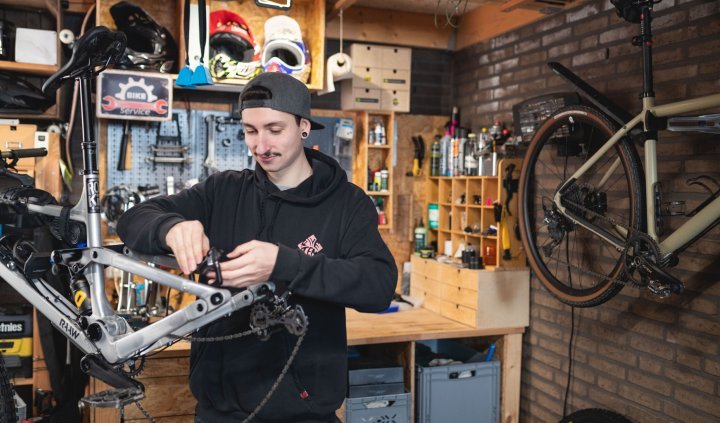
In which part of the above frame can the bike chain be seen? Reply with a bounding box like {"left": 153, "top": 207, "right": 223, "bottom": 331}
{"left": 164, "top": 311, "right": 308, "bottom": 423}
{"left": 542, "top": 191, "right": 648, "bottom": 288}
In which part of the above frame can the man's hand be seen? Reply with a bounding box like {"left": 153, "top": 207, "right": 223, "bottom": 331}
{"left": 165, "top": 220, "right": 210, "bottom": 275}
{"left": 209, "top": 240, "right": 279, "bottom": 288}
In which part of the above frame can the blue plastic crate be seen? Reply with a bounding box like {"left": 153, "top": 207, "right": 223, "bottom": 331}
{"left": 416, "top": 340, "right": 500, "bottom": 423}
{"left": 344, "top": 392, "right": 411, "bottom": 423}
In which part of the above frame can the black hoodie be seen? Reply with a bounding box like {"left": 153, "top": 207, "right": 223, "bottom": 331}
{"left": 117, "top": 148, "right": 397, "bottom": 422}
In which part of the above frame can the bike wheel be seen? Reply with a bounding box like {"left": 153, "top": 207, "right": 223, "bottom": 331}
{"left": 0, "top": 354, "right": 17, "bottom": 423}
{"left": 519, "top": 106, "right": 645, "bottom": 307}
{"left": 560, "top": 408, "right": 634, "bottom": 423}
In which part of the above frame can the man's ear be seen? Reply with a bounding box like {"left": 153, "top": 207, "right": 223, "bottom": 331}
{"left": 300, "top": 118, "right": 312, "bottom": 134}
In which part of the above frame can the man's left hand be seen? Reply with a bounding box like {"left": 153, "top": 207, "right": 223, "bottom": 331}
{"left": 208, "top": 240, "right": 279, "bottom": 288}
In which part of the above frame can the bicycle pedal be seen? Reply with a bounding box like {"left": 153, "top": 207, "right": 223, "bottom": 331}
{"left": 79, "top": 387, "right": 145, "bottom": 409}
{"left": 662, "top": 200, "right": 686, "bottom": 216}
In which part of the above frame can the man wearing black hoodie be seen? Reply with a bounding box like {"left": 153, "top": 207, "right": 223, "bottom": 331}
{"left": 116, "top": 72, "right": 397, "bottom": 423}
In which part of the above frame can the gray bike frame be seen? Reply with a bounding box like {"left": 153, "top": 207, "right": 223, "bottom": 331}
{"left": 0, "top": 188, "right": 273, "bottom": 365}
{"left": 553, "top": 92, "right": 720, "bottom": 258}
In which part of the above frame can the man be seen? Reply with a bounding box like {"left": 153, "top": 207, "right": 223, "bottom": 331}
{"left": 117, "top": 72, "right": 397, "bottom": 423}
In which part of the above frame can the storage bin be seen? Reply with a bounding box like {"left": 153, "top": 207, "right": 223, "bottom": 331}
{"left": 416, "top": 340, "right": 500, "bottom": 423}
{"left": 349, "top": 366, "right": 404, "bottom": 386}
{"left": 344, "top": 392, "right": 411, "bottom": 423}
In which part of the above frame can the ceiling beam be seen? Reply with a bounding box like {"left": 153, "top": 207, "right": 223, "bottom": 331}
{"left": 327, "top": 0, "right": 361, "bottom": 21}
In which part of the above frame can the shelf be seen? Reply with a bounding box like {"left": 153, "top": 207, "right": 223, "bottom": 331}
{"left": 0, "top": 61, "right": 58, "bottom": 76}
{"left": 367, "top": 191, "right": 391, "bottom": 196}
{"left": 467, "top": 204, "right": 494, "bottom": 209}
{"left": 367, "top": 144, "right": 392, "bottom": 149}
{"left": 12, "top": 377, "right": 33, "bottom": 386}
{"left": 378, "top": 224, "right": 391, "bottom": 230}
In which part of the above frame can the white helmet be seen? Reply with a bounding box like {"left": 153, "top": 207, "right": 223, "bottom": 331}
{"left": 261, "top": 16, "right": 311, "bottom": 83}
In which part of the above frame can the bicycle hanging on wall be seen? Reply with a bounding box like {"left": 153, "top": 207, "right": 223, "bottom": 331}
{"left": 518, "top": 0, "right": 720, "bottom": 307}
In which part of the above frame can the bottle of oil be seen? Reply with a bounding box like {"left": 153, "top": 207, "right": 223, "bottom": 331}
{"left": 430, "top": 137, "right": 441, "bottom": 177}
{"left": 414, "top": 218, "right": 427, "bottom": 253}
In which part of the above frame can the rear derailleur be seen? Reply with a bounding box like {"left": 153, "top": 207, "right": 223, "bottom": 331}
{"left": 623, "top": 233, "right": 684, "bottom": 298}
{"left": 250, "top": 291, "right": 308, "bottom": 341}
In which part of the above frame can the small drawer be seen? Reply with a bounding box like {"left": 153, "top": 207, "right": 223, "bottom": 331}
{"left": 441, "top": 284, "right": 478, "bottom": 310}
{"left": 381, "top": 46, "right": 411, "bottom": 70}
{"left": 440, "top": 265, "right": 462, "bottom": 286}
{"left": 351, "top": 43, "right": 382, "bottom": 67}
{"left": 352, "top": 66, "right": 382, "bottom": 88}
{"left": 441, "top": 302, "right": 477, "bottom": 327}
{"left": 341, "top": 86, "right": 381, "bottom": 110}
{"left": 381, "top": 89, "right": 410, "bottom": 113}
{"left": 380, "top": 68, "right": 411, "bottom": 90}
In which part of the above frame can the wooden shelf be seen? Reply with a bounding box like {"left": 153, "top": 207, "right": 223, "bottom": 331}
{"left": 11, "top": 377, "right": 34, "bottom": 386}
{"left": 367, "top": 191, "right": 390, "bottom": 196}
{"left": 378, "top": 224, "right": 391, "bottom": 230}
{"left": 367, "top": 144, "right": 392, "bottom": 149}
{"left": 424, "top": 159, "right": 525, "bottom": 268}
{"left": 0, "top": 61, "right": 58, "bottom": 76}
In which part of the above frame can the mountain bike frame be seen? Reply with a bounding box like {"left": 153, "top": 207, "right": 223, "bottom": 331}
{"left": 550, "top": 3, "right": 720, "bottom": 262}
{"left": 0, "top": 27, "right": 274, "bottom": 390}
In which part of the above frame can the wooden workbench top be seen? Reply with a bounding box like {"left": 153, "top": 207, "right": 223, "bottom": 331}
{"left": 154, "top": 308, "right": 524, "bottom": 356}
{"left": 346, "top": 308, "right": 523, "bottom": 345}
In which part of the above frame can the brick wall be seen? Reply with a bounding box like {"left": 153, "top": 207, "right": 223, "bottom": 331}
{"left": 454, "top": 0, "right": 720, "bottom": 421}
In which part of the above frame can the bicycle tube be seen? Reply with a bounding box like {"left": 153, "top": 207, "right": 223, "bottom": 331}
{"left": 519, "top": 105, "right": 645, "bottom": 307}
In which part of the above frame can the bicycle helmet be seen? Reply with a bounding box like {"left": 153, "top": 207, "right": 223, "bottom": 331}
{"left": 0, "top": 71, "right": 54, "bottom": 114}
{"left": 110, "top": 1, "right": 178, "bottom": 73}
{"left": 209, "top": 10, "right": 261, "bottom": 81}
{"left": 261, "top": 15, "right": 311, "bottom": 83}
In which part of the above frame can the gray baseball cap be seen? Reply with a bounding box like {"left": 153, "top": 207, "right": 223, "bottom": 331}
{"left": 240, "top": 72, "right": 324, "bottom": 130}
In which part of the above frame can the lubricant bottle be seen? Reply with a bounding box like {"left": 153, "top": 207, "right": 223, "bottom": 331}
{"left": 430, "top": 137, "right": 441, "bottom": 177}
{"left": 414, "top": 218, "right": 427, "bottom": 253}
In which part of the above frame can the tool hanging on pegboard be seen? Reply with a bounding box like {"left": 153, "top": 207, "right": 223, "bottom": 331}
{"left": 147, "top": 114, "right": 192, "bottom": 171}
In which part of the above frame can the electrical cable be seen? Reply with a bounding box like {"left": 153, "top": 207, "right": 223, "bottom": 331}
{"left": 562, "top": 152, "right": 576, "bottom": 418}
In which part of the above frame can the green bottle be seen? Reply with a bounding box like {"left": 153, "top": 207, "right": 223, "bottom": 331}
{"left": 430, "top": 139, "right": 441, "bottom": 177}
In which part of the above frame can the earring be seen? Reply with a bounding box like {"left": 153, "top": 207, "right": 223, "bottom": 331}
{"left": 301, "top": 131, "right": 308, "bottom": 139}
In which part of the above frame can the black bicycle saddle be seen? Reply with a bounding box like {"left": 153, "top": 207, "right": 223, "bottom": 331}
{"left": 42, "top": 26, "right": 127, "bottom": 94}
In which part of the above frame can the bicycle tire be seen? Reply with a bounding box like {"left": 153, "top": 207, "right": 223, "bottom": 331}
{"left": 560, "top": 408, "right": 634, "bottom": 423}
{"left": 0, "top": 353, "right": 17, "bottom": 423}
{"left": 519, "top": 105, "right": 645, "bottom": 307}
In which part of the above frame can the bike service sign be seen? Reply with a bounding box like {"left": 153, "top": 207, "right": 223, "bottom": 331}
{"left": 97, "top": 69, "right": 173, "bottom": 121}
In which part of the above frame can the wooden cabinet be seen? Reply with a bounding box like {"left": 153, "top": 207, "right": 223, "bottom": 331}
{"left": 352, "top": 110, "right": 394, "bottom": 230}
{"left": 410, "top": 255, "right": 529, "bottom": 329}
{"left": 0, "top": 0, "right": 63, "bottom": 120}
{"left": 425, "top": 158, "right": 525, "bottom": 269}
{"left": 341, "top": 43, "right": 411, "bottom": 112}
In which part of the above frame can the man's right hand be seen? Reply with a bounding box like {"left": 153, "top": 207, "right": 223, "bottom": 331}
{"left": 165, "top": 220, "right": 210, "bottom": 275}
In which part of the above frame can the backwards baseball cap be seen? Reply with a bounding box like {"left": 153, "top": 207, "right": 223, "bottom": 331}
{"left": 240, "top": 72, "right": 324, "bottom": 129}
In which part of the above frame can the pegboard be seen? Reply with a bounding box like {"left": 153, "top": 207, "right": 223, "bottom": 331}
{"left": 106, "top": 109, "right": 253, "bottom": 194}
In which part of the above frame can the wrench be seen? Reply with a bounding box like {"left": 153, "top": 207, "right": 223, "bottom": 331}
{"left": 204, "top": 115, "right": 219, "bottom": 174}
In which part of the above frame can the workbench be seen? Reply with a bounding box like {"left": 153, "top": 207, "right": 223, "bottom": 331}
{"left": 88, "top": 308, "right": 524, "bottom": 422}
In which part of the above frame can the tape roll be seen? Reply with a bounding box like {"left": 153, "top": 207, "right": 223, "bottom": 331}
{"left": 318, "top": 52, "right": 352, "bottom": 95}
{"left": 59, "top": 29, "right": 75, "bottom": 45}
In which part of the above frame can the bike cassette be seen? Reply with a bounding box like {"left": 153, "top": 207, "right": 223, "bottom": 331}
{"left": 79, "top": 387, "right": 145, "bottom": 409}
{"left": 250, "top": 295, "right": 308, "bottom": 341}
